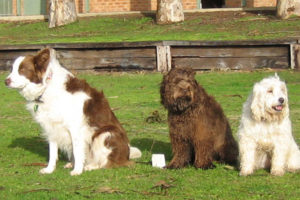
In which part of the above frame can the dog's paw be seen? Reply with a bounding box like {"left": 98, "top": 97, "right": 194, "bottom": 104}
{"left": 239, "top": 166, "right": 255, "bottom": 176}
{"left": 239, "top": 171, "right": 252, "bottom": 176}
{"left": 166, "top": 162, "right": 184, "bottom": 169}
{"left": 64, "top": 162, "right": 73, "bottom": 169}
{"left": 287, "top": 167, "right": 300, "bottom": 173}
{"left": 84, "top": 164, "right": 99, "bottom": 171}
{"left": 70, "top": 169, "right": 83, "bottom": 176}
{"left": 194, "top": 162, "right": 216, "bottom": 170}
{"left": 166, "top": 165, "right": 181, "bottom": 169}
{"left": 39, "top": 167, "right": 54, "bottom": 174}
{"left": 239, "top": 168, "right": 254, "bottom": 176}
{"left": 271, "top": 168, "right": 285, "bottom": 176}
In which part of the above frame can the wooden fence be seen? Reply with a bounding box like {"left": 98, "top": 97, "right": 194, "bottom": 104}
{"left": 0, "top": 40, "right": 299, "bottom": 72}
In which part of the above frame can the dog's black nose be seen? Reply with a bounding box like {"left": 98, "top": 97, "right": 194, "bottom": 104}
{"left": 278, "top": 97, "right": 284, "bottom": 104}
{"left": 5, "top": 78, "right": 11, "bottom": 86}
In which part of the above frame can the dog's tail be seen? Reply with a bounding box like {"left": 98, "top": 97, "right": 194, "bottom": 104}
{"left": 129, "top": 146, "right": 142, "bottom": 159}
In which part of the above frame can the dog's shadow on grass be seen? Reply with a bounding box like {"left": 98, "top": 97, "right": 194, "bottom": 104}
{"left": 8, "top": 136, "right": 68, "bottom": 161}
{"left": 9, "top": 136, "right": 47, "bottom": 158}
{"left": 130, "top": 138, "right": 173, "bottom": 161}
{"left": 9, "top": 136, "right": 173, "bottom": 162}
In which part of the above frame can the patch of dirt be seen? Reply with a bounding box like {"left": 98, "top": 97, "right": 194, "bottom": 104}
{"left": 184, "top": 10, "right": 276, "bottom": 24}
{"left": 80, "top": 10, "right": 277, "bottom": 25}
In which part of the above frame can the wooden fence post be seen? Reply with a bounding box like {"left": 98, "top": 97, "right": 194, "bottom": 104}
{"left": 291, "top": 44, "right": 300, "bottom": 70}
{"left": 156, "top": 45, "right": 171, "bottom": 72}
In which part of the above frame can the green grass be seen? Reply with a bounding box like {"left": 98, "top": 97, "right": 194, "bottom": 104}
{"left": 0, "top": 70, "right": 300, "bottom": 199}
{"left": 1, "top": 11, "right": 300, "bottom": 44}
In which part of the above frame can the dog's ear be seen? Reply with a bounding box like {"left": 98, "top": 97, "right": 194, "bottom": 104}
{"left": 281, "top": 83, "right": 289, "bottom": 121}
{"left": 192, "top": 70, "right": 196, "bottom": 77}
{"left": 187, "top": 68, "right": 196, "bottom": 78}
{"left": 250, "top": 83, "right": 265, "bottom": 121}
{"left": 34, "top": 48, "right": 50, "bottom": 73}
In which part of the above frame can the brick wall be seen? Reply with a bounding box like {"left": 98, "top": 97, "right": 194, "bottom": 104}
{"left": 6, "top": 0, "right": 278, "bottom": 17}
{"left": 12, "top": 0, "right": 16, "bottom": 15}
{"left": 75, "top": 0, "right": 85, "bottom": 13}
{"left": 248, "top": 0, "right": 277, "bottom": 7}
{"left": 183, "top": 0, "right": 198, "bottom": 10}
{"left": 225, "top": 0, "right": 241, "bottom": 7}
{"left": 87, "top": 0, "right": 197, "bottom": 13}
{"left": 226, "top": 0, "right": 277, "bottom": 8}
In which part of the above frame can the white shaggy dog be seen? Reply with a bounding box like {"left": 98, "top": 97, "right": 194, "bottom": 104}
{"left": 5, "top": 48, "right": 141, "bottom": 176}
{"left": 238, "top": 74, "right": 300, "bottom": 176}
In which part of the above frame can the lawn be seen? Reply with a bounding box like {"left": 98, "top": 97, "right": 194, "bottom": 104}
{"left": 0, "top": 11, "right": 300, "bottom": 44}
{"left": 0, "top": 70, "right": 300, "bottom": 199}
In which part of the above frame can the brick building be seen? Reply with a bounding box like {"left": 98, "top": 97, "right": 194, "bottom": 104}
{"left": 1, "top": 0, "right": 277, "bottom": 16}
{"left": 226, "top": 0, "right": 277, "bottom": 7}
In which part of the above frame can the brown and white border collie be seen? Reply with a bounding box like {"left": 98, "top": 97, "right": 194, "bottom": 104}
{"left": 5, "top": 48, "right": 141, "bottom": 176}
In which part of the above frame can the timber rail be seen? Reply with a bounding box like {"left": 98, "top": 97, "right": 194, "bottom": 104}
{"left": 0, "top": 39, "right": 299, "bottom": 72}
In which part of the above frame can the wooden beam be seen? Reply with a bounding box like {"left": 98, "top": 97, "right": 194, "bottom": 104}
{"left": 0, "top": 40, "right": 299, "bottom": 71}
{"left": 156, "top": 45, "right": 171, "bottom": 72}
{"left": 290, "top": 44, "right": 295, "bottom": 69}
{"left": 292, "top": 44, "right": 300, "bottom": 70}
{"left": 172, "top": 46, "right": 289, "bottom": 58}
{"left": 173, "top": 57, "right": 289, "bottom": 70}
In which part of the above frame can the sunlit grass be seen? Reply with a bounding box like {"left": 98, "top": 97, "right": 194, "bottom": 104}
{"left": 1, "top": 12, "right": 300, "bottom": 44}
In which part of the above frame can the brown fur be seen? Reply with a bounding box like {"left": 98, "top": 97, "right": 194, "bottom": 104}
{"left": 160, "top": 67, "right": 238, "bottom": 169}
{"left": 18, "top": 49, "right": 50, "bottom": 83}
{"left": 65, "top": 75, "right": 132, "bottom": 168}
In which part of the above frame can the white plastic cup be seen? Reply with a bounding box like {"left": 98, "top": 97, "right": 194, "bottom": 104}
{"left": 152, "top": 154, "right": 166, "bottom": 168}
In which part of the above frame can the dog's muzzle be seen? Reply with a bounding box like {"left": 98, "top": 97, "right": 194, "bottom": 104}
{"left": 272, "top": 97, "right": 285, "bottom": 112}
{"left": 4, "top": 78, "right": 11, "bottom": 86}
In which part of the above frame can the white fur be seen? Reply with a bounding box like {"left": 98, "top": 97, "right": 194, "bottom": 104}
{"left": 85, "top": 132, "right": 112, "bottom": 171}
{"left": 238, "top": 74, "right": 300, "bottom": 176}
{"left": 7, "top": 56, "right": 46, "bottom": 101}
{"left": 129, "top": 146, "right": 142, "bottom": 159}
{"left": 6, "top": 49, "right": 141, "bottom": 176}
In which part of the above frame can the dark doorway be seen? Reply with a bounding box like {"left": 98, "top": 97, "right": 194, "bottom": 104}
{"left": 201, "top": 0, "right": 225, "bottom": 8}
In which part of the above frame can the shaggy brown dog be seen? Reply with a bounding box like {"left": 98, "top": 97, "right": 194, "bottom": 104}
{"left": 160, "top": 67, "right": 238, "bottom": 169}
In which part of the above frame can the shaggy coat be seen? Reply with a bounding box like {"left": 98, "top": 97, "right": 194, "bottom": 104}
{"left": 160, "top": 67, "right": 238, "bottom": 169}
{"left": 5, "top": 48, "right": 141, "bottom": 176}
{"left": 238, "top": 74, "right": 300, "bottom": 176}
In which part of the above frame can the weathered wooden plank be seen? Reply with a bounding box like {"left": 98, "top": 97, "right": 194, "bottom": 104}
{"left": 0, "top": 48, "right": 157, "bottom": 59}
{"left": 171, "top": 46, "right": 289, "bottom": 57}
{"left": 60, "top": 57, "right": 156, "bottom": 70}
{"left": 0, "top": 51, "right": 39, "bottom": 70}
{"left": 56, "top": 48, "right": 156, "bottom": 59}
{"left": 0, "top": 52, "right": 157, "bottom": 71}
{"left": 0, "top": 50, "right": 36, "bottom": 59}
{"left": 0, "top": 40, "right": 298, "bottom": 51}
{"left": 0, "top": 60, "right": 13, "bottom": 70}
{"left": 173, "top": 57, "right": 289, "bottom": 70}
{"left": 50, "top": 41, "right": 163, "bottom": 49}
{"left": 0, "top": 40, "right": 297, "bottom": 71}
{"left": 0, "top": 48, "right": 157, "bottom": 71}
{"left": 0, "top": 41, "right": 163, "bottom": 50}
{"left": 0, "top": 45, "right": 45, "bottom": 51}
{"left": 56, "top": 48, "right": 157, "bottom": 70}
{"left": 164, "top": 40, "right": 298, "bottom": 47}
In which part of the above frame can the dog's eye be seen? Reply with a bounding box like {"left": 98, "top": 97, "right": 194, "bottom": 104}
{"left": 267, "top": 89, "right": 273, "bottom": 93}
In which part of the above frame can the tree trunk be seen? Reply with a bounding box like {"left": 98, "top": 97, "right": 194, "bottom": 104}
{"left": 49, "top": 0, "right": 77, "bottom": 28}
{"left": 156, "top": 0, "right": 184, "bottom": 24}
{"left": 277, "top": 0, "right": 300, "bottom": 19}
